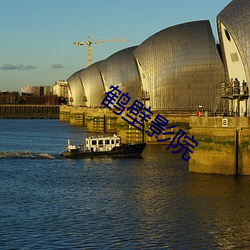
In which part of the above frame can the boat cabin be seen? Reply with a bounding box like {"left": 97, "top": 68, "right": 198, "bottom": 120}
{"left": 85, "top": 135, "right": 121, "bottom": 152}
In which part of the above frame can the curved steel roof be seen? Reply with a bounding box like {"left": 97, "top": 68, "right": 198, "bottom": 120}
{"left": 217, "top": 0, "right": 250, "bottom": 83}
{"left": 67, "top": 69, "right": 85, "bottom": 106}
{"left": 79, "top": 61, "right": 104, "bottom": 108}
{"left": 99, "top": 46, "right": 141, "bottom": 103}
{"left": 133, "top": 20, "right": 225, "bottom": 112}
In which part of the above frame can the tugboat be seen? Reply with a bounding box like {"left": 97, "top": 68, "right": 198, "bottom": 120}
{"left": 61, "top": 134, "right": 146, "bottom": 158}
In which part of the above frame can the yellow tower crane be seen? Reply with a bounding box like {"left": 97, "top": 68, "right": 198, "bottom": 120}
{"left": 73, "top": 35, "right": 129, "bottom": 66}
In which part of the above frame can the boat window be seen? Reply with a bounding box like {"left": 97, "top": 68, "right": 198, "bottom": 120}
{"left": 116, "top": 139, "right": 120, "bottom": 144}
{"left": 98, "top": 140, "right": 103, "bottom": 145}
{"left": 111, "top": 139, "right": 114, "bottom": 144}
{"left": 105, "top": 140, "right": 110, "bottom": 144}
{"left": 92, "top": 140, "right": 97, "bottom": 145}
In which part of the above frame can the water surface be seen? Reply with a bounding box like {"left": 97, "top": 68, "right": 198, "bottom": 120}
{"left": 0, "top": 120, "right": 249, "bottom": 249}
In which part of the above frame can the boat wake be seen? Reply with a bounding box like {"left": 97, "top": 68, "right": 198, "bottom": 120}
{"left": 0, "top": 151, "right": 55, "bottom": 159}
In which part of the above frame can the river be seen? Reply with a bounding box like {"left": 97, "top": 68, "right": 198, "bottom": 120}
{"left": 0, "top": 119, "right": 249, "bottom": 249}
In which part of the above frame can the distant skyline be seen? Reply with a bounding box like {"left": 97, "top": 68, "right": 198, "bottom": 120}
{"left": 0, "top": 0, "right": 232, "bottom": 92}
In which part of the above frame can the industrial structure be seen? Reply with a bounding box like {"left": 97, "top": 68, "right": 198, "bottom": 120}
{"left": 67, "top": 0, "right": 249, "bottom": 117}
{"left": 68, "top": 21, "right": 225, "bottom": 114}
{"left": 133, "top": 21, "right": 225, "bottom": 112}
{"left": 67, "top": 69, "right": 86, "bottom": 106}
{"left": 217, "top": 0, "right": 250, "bottom": 116}
{"left": 73, "top": 35, "right": 129, "bottom": 66}
{"left": 62, "top": 0, "right": 250, "bottom": 175}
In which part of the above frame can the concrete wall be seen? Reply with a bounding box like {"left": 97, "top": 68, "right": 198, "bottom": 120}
{"left": 60, "top": 107, "right": 250, "bottom": 175}
{"left": 59, "top": 106, "right": 190, "bottom": 144}
{"left": 189, "top": 117, "right": 250, "bottom": 175}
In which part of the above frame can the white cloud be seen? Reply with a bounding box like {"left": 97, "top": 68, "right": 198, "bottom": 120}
{"left": 51, "top": 63, "right": 64, "bottom": 69}
{"left": 1, "top": 63, "right": 36, "bottom": 70}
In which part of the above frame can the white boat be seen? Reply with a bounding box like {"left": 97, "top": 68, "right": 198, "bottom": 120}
{"left": 62, "top": 134, "right": 146, "bottom": 158}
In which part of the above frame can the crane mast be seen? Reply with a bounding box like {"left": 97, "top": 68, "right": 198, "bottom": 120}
{"left": 73, "top": 35, "right": 129, "bottom": 66}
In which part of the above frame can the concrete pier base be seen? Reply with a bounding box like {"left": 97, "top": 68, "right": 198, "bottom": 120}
{"left": 60, "top": 106, "right": 250, "bottom": 175}
{"left": 59, "top": 106, "right": 190, "bottom": 143}
{"left": 189, "top": 117, "right": 250, "bottom": 175}
{"left": 59, "top": 106, "right": 71, "bottom": 122}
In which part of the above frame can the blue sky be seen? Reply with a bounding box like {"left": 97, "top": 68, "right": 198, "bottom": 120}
{"left": 0, "top": 0, "right": 231, "bottom": 92}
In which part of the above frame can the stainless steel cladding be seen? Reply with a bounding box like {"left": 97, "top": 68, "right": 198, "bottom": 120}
{"left": 217, "top": 0, "right": 250, "bottom": 115}
{"left": 67, "top": 69, "right": 85, "bottom": 106}
{"left": 217, "top": 0, "right": 250, "bottom": 83}
{"left": 68, "top": 20, "right": 227, "bottom": 112}
{"left": 99, "top": 46, "right": 141, "bottom": 103}
{"left": 133, "top": 20, "right": 225, "bottom": 112}
{"left": 79, "top": 61, "right": 104, "bottom": 108}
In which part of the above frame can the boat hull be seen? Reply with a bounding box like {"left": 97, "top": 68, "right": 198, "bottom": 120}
{"left": 62, "top": 142, "right": 146, "bottom": 159}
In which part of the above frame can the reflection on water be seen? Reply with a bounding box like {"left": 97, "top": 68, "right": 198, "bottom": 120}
{"left": 0, "top": 120, "right": 250, "bottom": 249}
{"left": 186, "top": 174, "right": 250, "bottom": 248}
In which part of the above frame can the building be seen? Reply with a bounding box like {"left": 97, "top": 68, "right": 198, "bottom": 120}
{"left": 0, "top": 92, "right": 19, "bottom": 104}
{"left": 67, "top": 69, "right": 85, "bottom": 106}
{"left": 21, "top": 86, "right": 53, "bottom": 96}
{"left": 133, "top": 20, "right": 224, "bottom": 112}
{"left": 79, "top": 61, "right": 104, "bottom": 108}
{"left": 217, "top": 0, "right": 250, "bottom": 116}
{"left": 67, "top": 0, "right": 249, "bottom": 116}
{"left": 68, "top": 21, "right": 225, "bottom": 113}
{"left": 21, "top": 85, "right": 58, "bottom": 105}
{"left": 53, "top": 80, "right": 68, "bottom": 98}
{"left": 98, "top": 46, "right": 141, "bottom": 104}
